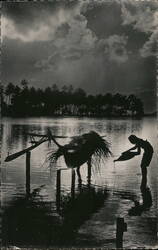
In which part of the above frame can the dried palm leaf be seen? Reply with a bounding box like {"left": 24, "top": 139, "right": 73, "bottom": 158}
{"left": 48, "top": 131, "right": 112, "bottom": 169}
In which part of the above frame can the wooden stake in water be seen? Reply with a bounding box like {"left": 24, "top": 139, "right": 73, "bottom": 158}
{"left": 87, "top": 159, "right": 92, "bottom": 186}
{"left": 26, "top": 151, "right": 31, "bottom": 195}
{"left": 56, "top": 169, "right": 61, "bottom": 211}
{"left": 116, "top": 217, "right": 127, "bottom": 248}
{"left": 71, "top": 169, "right": 76, "bottom": 200}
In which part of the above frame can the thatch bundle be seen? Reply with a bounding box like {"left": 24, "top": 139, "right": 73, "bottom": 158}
{"left": 48, "top": 131, "right": 111, "bottom": 168}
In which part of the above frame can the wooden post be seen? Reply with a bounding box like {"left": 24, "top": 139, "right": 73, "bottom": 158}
{"left": 87, "top": 159, "right": 91, "bottom": 186}
{"left": 26, "top": 151, "right": 31, "bottom": 195}
{"left": 71, "top": 169, "right": 75, "bottom": 200}
{"left": 116, "top": 217, "right": 127, "bottom": 248}
{"left": 56, "top": 169, "right": 61, "bottom": 211}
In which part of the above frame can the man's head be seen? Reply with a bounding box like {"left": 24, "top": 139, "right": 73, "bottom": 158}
{"left": 128, "top": 135, "right": 139, "bottom": 144}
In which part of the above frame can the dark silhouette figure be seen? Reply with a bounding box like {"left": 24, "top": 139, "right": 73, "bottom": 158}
{"left": 128, "top": 187, "right": 152, "bottom": 216}
{"left": 128, "top": 135, "right": 153, "bottom": 190}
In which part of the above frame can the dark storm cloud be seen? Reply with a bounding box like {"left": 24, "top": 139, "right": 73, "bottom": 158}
{"left": 82, "top": 0, "right": 152, "bottom": 54}
{"left": 80, "top": 0, "right": 157, "bottom": 58}
{"left": 120, "top": 0, "right": 158, "bottom": 57}
{"left": 2, "top": 2, "right": 56, "bottom": 33}
{"left": 1, "top": 0, "right": 157, "bottom": 112}
{"left": 81, "top": 1, "right": 123, "bottom": 38}
{"left": 2, "top": 0, "right": 79, "bottom": 41}
{"left": 2, "top": 38, "right": 54, "bottom": 85}
{"left": 2, "top": 0, "right": 78, "bottom": 21}
{"left": 96, "top": 35, "right": 129, "bottom": 63}
{"left": 55, "top": 23, "right": 70, "bottom": 38}
{"left": 140, "top": 32, "right": 157, "bottom": 58}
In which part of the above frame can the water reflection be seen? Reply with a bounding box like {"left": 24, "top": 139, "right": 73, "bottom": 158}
{"left": 2, "top": 186, "right": 61, "bottom": 247}
{"left": 2, "top": 181, "right": 109, "bottom": 247}
{"left": 59, "top": 185, "right": 109, "bottom": 245}
{"left": 105, "top": 119, "right": 142, "bottom": 134}
{"left": 128, "top": 187, "right": 152, "bottom": 216}
{"left": 1, "top": 117, "right": 157, "bottom": 248}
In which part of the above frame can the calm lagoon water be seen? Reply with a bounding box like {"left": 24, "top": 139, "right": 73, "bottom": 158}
{"left": 1, "top": 117, "right": 157, "bottom": 248}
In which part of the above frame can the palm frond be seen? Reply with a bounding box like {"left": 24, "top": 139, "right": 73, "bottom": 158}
{"left": 48, "top": 131, "right": 112, "bottom": 168}
{"left": 47, "top": 147, "right": 63, "bottom": 163}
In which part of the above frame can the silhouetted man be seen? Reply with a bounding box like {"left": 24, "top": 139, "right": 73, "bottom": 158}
{"left": 128, "top": 135, "right": 153, "bottom": 190}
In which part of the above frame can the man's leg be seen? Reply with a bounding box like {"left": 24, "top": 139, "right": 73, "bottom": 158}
{"left": 140, "top": 167, "right": 147, "bottom": 190}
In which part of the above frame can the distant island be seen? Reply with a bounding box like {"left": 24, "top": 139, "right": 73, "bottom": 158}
{"left": 0, "top": 80, "right": 145, "bottom": 117}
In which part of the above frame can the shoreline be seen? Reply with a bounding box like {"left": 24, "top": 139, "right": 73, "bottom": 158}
{"left": 1, "top": 113, "right": 156, "bottom": 119}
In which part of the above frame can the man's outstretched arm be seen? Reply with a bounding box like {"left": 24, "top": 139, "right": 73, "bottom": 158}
{"left": 128, "top": 145, "right": 141, "bottom": 154}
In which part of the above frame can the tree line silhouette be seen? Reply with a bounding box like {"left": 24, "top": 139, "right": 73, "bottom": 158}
{"left": 0, "top": 80, "right": 144, "bottom": 117}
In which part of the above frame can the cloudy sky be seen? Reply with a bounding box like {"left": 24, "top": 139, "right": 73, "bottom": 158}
{"left": 1, "top": 0, "right": 157, "bottom": 112}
